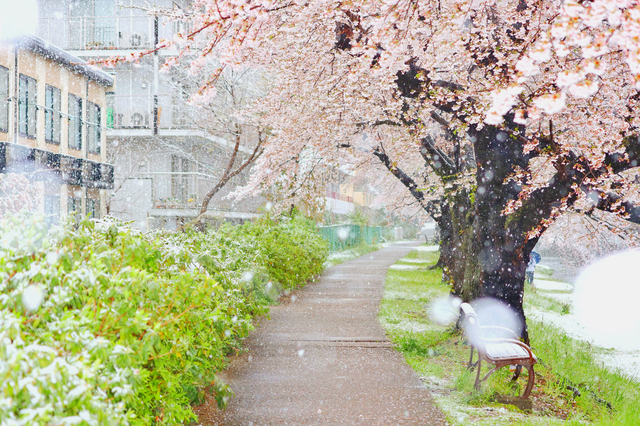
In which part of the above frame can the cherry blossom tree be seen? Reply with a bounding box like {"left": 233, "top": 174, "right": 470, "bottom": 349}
{"left": 107, "top": 0, "right": 640, "bottom": 338}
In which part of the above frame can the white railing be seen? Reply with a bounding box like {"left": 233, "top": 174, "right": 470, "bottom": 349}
{"left": 106, "top": 94, "right": 198, "bottom": 130}
{"left": 37, "top": 16, "right": 181, "bottom": 51}
{"left": 107, "top": 94, "right": 152, "bottom": 129}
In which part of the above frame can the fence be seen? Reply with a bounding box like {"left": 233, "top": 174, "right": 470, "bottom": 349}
{"left": 319, "top": 225, "right": 392, "bottom": 252}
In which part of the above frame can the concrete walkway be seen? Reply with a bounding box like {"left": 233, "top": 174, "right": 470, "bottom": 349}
{"left": 195, "top": 242, "right": 448, "bottom": 425}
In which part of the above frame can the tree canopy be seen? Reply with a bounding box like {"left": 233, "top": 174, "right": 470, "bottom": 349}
{"left": 111, "top": 0, "right": 640, "bottom": 336}
{"left": 110, "top": 0, "right": 639, "bottom": 213}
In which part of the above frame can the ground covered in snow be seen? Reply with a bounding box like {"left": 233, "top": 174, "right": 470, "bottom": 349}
{"left": 527, "top": 265, "right": 640, "bottom": 381}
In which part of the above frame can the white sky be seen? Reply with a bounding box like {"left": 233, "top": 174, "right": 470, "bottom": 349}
{"left": 0, "top": 0, "right": 38, "bottom": 39}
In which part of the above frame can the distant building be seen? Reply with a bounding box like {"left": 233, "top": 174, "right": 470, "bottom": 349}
{"left": 0, "top": 34, "right": 114, "bottom": 226}
{"left": 325, "top": 172, "right": 376, "bottom": 216}
{"left": 36, "top": 0, "right": 262, "bottom": 231}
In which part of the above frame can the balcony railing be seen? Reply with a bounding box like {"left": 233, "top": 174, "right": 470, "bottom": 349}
{"left": 37, "top": 16, "right": 180, "bottom": 51}
{"left": 0, "top": 142, "right": 114, "bottom": 189}
{"left": 106, "top": 94, "right": 198, "bottom": 130}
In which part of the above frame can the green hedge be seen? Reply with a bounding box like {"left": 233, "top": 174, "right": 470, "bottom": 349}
{"left": 0, "top": 213, "right": 328, "bottom": 425}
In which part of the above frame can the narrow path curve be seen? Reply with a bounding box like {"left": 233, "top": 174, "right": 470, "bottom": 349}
{"left": 195, "top": 242, "right": 448, "bottom": 425}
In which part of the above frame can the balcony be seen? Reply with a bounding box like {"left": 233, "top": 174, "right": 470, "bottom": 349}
{"left": 153, "top": 197, "right": 200, "bottom": 210}
{"left": 37, "top": 16, "right": 179, "bottom": 52}
{"left": 0, "top": 142, "right": 114, "bottom": 189}
{"left": 106, "top": 94, "right": 197, "bottom": 131}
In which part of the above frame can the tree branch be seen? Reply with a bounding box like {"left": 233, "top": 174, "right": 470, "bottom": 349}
{"left": 511, "top": 134, "right": 640, "bottom": 236}
{"left": 372, "top": 145, "right": 440, "bottom": 218}
{"left": 419, "top": 135, "right": 457, "bottom": 177}
{"left": 198, "top": 128, "right": 264, "bottom": 217}
{"left": 588, "top": 189, "right": 640, "bottom": 224}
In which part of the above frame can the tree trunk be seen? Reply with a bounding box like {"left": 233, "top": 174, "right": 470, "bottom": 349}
{"left": 449, "top": 188, "right": 477, "bottom": 300}
{"left": 434, "top": 202, "right": 455, "bottom": 280}
{"left": 472, "top": 121, "right": 533, "bottom": 342}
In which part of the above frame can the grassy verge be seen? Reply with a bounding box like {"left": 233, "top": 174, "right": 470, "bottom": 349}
{"left": 379, "top": 246, "right": 640, "bottom": 425}
{"left": 324, "top": 242, "right": 381, "bottom": 267}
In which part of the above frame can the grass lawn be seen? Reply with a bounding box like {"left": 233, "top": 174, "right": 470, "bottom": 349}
{"left": 379, "top": 247, "right": 640, "bottom": 425}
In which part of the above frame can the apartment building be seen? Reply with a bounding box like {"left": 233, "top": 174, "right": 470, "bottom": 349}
{"left": 0, "top": 34, "right": 114, "bottom": 226}
{"left": 326, "top": 176, "right": 376, "bottom": 215}
{"left": 37, "top": 0, "right": 262, "bottom": 231}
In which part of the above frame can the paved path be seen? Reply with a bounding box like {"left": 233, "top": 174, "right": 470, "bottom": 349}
{"left": 195, "top": 242, "right": 448, "bottom": 425}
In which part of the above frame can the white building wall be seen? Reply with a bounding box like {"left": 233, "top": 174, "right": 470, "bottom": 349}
{"left": 326, "top": 198, "right": 354, "bottom": 215}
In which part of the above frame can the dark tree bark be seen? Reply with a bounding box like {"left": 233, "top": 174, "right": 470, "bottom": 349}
{"left": 465, "top": 121, "right": 531, "bottom": 340}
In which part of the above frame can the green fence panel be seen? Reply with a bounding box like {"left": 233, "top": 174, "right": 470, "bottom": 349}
{"left": 320, "top": 225, "right": 388, "bottom": 252}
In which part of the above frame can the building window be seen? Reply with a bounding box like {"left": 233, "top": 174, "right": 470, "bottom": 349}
{"left": 18, "top": 74, "right": 37, "bottom": 139}
{"left": 0, "top": 66, "right": 9, "bottom": 132}
{"left": 45, "top": 85, "right": 62, "bottom": 144}
{"left": 44, "top": 194, "right": 60, "bottom": 227}
{"left": 86, "top": 102, "right": 101, "bottom": 154}
{"left": 68, "top": 94, "right": 82, "bottom": 150}
{"left": 171, "top": 155, "right": 191, "bottom": 203}
{"left": 68, "top": 195, "right": 82, "bottom": 223}
{"left": 87, "top": 198, "right": 100, "bottom": 219}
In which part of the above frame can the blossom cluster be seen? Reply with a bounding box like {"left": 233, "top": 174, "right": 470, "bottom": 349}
{"left": 488, "top": 0, "right": 640, "bottom": 124}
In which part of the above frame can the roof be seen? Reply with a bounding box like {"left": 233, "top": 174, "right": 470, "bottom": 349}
{"left": 6, "top": 34, "right": 113, "bottom": 87}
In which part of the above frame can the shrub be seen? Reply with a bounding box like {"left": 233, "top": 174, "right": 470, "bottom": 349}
{"left": 0, "top": 213, "right": 328, "bottom": 425}
{"left": 164, "top": 214, "right": 328, "bottom": 292}
{"left": 247, "top": 215, "right": 329, "bottom": 289}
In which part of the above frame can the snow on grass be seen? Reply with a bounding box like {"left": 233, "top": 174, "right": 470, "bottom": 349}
{"left": 397, "top": 258, "right": 430, "bottom": 264}
{"left": 535, "top": 264, "right": 554, "bottom": 274}
{"left": 541, "top": 292, "right": 574, "bottom": 303}
{"left": 527, "top": 306, "right": 640, "bottom": 381}
{"left": 382, "top": 318, "right": 441, "bottom": 334}
{"left": 324, "top": 244, "right": 381, "bottom": 268}
{"left": 533, "top": 279, "right": 573, "bottom": 292}
{"left": 529, "top": 264, "right": 640, "bottom": 381}
{"left": 383, "top": 289, "right": 438, "bottom": 302}
{"left": 389, "top": 264, "right": 421, "bottom": 270}
{"left": 416, "top": 245, "right": 440, "bottom": 252}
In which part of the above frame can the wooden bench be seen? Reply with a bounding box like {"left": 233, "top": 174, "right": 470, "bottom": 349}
{"left": 460, "top": 302, "right": 537, "bottom": 399}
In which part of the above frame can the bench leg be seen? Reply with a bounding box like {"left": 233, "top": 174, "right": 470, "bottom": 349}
{"left": 468, "top": 347, "right": 476, "bottom": 369}
{"left": 511, "top": 365, "right": 522, "bottom": 382}
{"left": 522, "top": 365, "right": 535, "bottom": 399}
{"left": 474, "top": 358, "right": 482, "bottom": 391}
